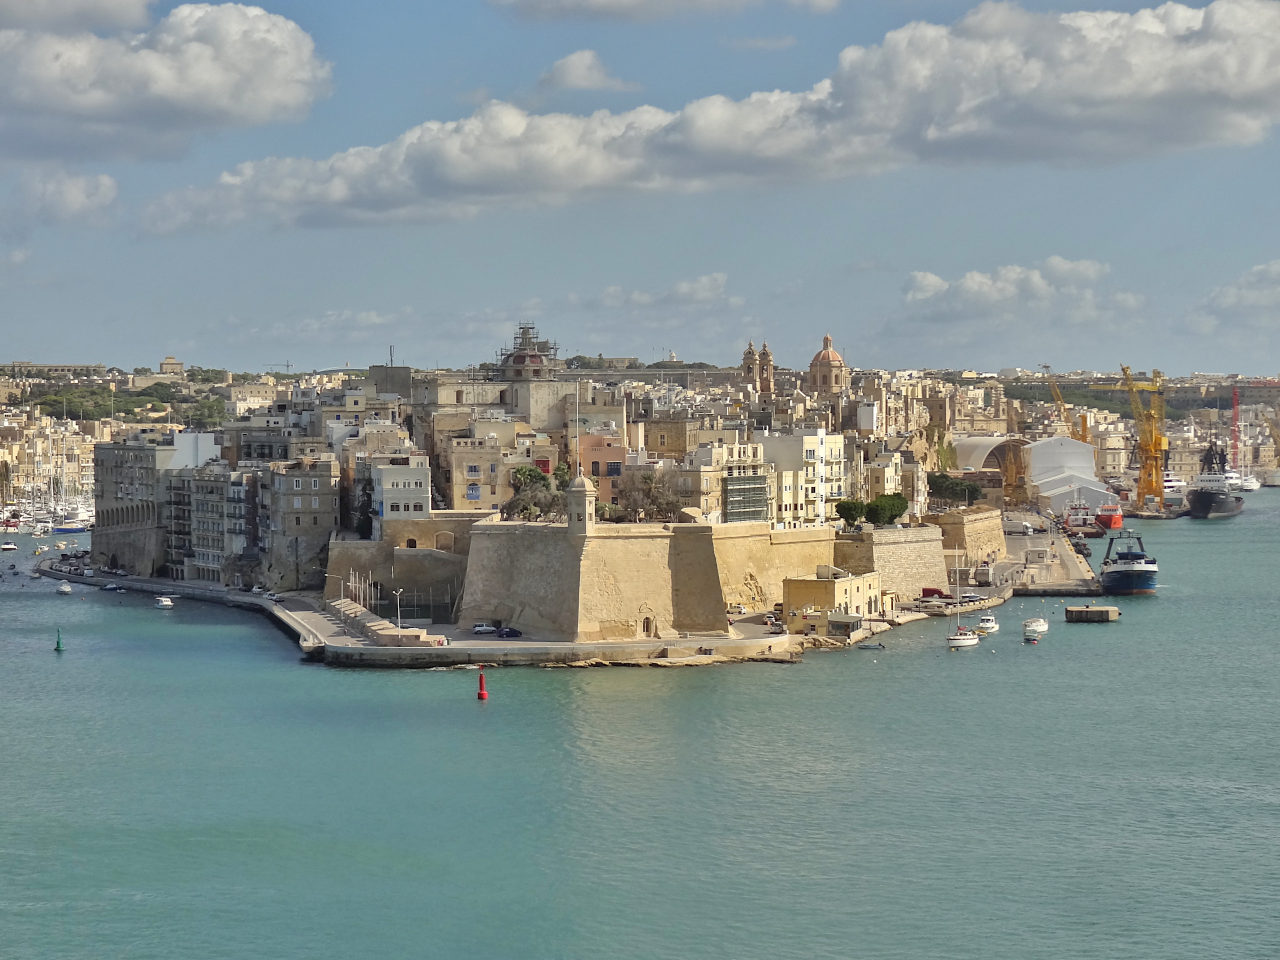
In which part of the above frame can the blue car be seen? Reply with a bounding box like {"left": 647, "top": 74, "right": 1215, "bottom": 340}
{"left": 496, "top": 626, "right": 523, "bottom": 638}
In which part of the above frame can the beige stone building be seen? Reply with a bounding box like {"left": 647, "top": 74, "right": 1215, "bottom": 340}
{"left": 260, "top": 456, "right": 340, "bottom": 590}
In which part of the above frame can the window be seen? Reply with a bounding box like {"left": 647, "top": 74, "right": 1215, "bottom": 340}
{"left": 390, "top": 503, "right": 401, "bottom": 512}
{"left": 606, "top": 462, "right": 622, "bottom": 477}
{"left": 294, "top": 516, "right": 301, "bottom": 526}
{"left": 293, "top": 497, "right": 302, "bottom": 509}
{"left": 311, "top": 497, "right": 319, "bottom": 508}
{"left": 466, "top": 464, "right": 480, "bottom": 476}
{"left": 591, "top": 461, "right": 600, "bottom": 477}
{"left": 312, "top": 516, "right": 318, "bottom": 525}
{"left": 312, "top": 478, "right": 319, "bottom": 489}
{"left": 293, "top": 478, "right": 302, "bottom": 489}
{"left": 413, "top": 503, "right": 424, "bottom": 512}
{"left": 489, "top": 463, "right": 497, "bottom": 474}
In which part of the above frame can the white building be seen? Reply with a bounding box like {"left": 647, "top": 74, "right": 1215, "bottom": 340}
{"left": 760, "top": 427, "right": 846, "bottom": 528}
{"left": 372, "top": 454, "right": 432, "bottom": 539}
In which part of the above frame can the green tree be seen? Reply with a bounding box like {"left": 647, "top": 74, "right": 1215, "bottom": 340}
{"left": 835, "top": 499, "right": 867, "bottom": 527}
{"left": 863, "top": 493, "right": 909, "bottom": 526}
{"left": 132, "top": 366, "right": 153, "bottom": 376}
{"left": 552, "top": 461, "right": 572, "bottom": 491}
{"left": 927, "top": 472, "right": 982, "bottom": 506}
{"left": 617, "top": 469, "right": 682, "bottom": 521}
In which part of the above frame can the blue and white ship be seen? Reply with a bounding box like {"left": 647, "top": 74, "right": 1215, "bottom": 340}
{"left": 1099, "top": 529, "right": 1158, "bottom": 596}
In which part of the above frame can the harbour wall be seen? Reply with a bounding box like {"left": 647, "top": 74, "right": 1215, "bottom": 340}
{"left": 835, "top": 525, "right": 947, "bottom": 602}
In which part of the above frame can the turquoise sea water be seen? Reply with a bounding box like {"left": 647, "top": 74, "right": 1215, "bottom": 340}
{"left": 3, "top": 500, "right": 1280, "bottom": 960}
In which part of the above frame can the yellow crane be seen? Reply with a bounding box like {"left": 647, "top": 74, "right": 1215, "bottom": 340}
{"left": 1121, "top": 365, "right": 1166, "bottom": 510}
{"left": 1041, "top": 365, "right": 1089, "bottom": 443}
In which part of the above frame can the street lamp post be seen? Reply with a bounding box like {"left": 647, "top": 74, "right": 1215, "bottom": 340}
{"left": 324, "top": 572, "right": 344, "bottom": 600}
{"left": 393, "top": 588, "right": 403, "bottom": 632}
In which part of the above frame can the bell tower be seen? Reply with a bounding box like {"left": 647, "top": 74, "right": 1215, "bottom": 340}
{"left": 740, "top": 341, "right": 759, "bottom": 392}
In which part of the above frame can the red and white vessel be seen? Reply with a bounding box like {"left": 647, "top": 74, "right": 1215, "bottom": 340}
{"left": 1065, "top": 499, "right": 1104, "bottom": 537}
{"left": 1094, "top": 503, "right": 1124, "bottom": 531}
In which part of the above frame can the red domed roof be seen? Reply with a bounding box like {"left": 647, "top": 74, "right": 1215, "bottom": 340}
{"left": 810, "top": 334, "right": 844, "bottom": 366}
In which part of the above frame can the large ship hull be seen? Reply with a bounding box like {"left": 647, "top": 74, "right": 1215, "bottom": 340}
{"left": 1100, "top": 567, "right": 1158, "bottom": 595}
{"left": 1185, "top": 490, "right": 1244, "bottom": 519}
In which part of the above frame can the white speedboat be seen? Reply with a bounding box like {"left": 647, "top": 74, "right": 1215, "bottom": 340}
{"left": 976, "top": 614, "right": 999, "bottom": 633}
{"left": 155, "top": 596, "right": 174, "bottom": 609}
{"left": 0, "top": 541, "right": 17, "bottom": 551}
{"left": 1022, "top": 617, "right": 1049, "bottom": 635}
{"left": 1239, "top": 474, "right": 1261, "bottom": 492}
{"left": 56, "top": 581, "right": 73, "bottom": 595}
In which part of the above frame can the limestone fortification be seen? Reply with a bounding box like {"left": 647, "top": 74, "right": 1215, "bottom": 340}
{"left": 834, "top": 524, "right": 948, "bottom": 602}
{"left": 457, "top": 517, "right": 844, "bottom": 642}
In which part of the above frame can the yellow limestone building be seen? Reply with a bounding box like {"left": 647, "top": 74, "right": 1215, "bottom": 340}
{"left": 458, "top": 474, "right": 858, "bottom": 643}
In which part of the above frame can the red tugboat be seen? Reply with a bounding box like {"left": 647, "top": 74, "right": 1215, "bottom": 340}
{"left": 1094, "top": 502, "right": 1124, "bottom": 531}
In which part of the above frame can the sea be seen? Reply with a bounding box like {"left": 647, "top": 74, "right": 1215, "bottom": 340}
{"left": 3, "top": 498, "right": 1279, "bottom": 960}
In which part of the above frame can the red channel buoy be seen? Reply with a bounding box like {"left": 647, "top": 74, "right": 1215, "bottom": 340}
{"left": 477, "top": 670, "right": 489, "bottom": 701}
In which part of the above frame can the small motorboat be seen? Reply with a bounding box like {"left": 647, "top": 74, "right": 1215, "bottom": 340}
{"left": 100, "top": 582, "right": 121, "bottom": 592}
{"left": 976, "top": 614, "right": 999, "bottom": 633}
{"left": 0, "top": 541, "right": 17, "bottom": 551}
{"left": 1022, "top": 617, "right": 1049, "bottom": 635}
{"left": 154, "top": 596, "right": 175, "bottom": 609}
{"left": 855, "top": 640, "right": 886, "bottom": 650}
{"left": 1022, "top": 634, "right": 1039, "bottom": 644}
{"left": 56, "top": 581, "right": 73, "bottom": 595}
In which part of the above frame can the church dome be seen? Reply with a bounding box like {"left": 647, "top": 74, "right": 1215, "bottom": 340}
{"left": 810, "top": 334, "right": 844, "bottom": 366}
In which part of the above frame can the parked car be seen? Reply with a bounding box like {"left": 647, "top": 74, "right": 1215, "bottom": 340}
{"left": 264, "top": 592, "right": 281, "bottom": 602}
{"left": 727, "top": 603, "right": 747, "bottom": 615}
{"left": 773, "top": 602, "right": 785, "bottom": 615}
{"left": 496, "top": 626, "right": 523, "bottom": 638}
{"left": 960, "top": 593, "right": 984, "bottom": 602}
{"left": 250, "top": 585, "right": 264, "bottom": 594}
{"left": 769, "top": 622, "right": 787, "bottom": 634}
{"left": 472, "top": 622, "right": 497, "bottom": 634}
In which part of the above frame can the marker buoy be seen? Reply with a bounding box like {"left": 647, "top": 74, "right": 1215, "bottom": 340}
{"left": 55, "top": 628, "right": 63, "bottom": 653}
{"left": 477, "top": 670, "right": 489, "bottom": 701}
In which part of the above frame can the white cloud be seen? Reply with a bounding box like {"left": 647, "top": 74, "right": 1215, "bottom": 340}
{"left": 901, "top": 256, "right": 1132, "bottom": 327}
{"left": 149, "top": 0, "right": 1280, "bottom": 230}
{"left": 540, "top": 50, "right": 640, "bottom": 92}
{"left": 8, "top": 247, "right": 29, "bottom": 265}
{"left": 0, "top": 3, "right": 331, "bottom": 161}
{"left": 0, "top": 0, "right": 152, "bottom": 30}
{"left": 1190, "top": 259, "right": 1280, "bottom": 333}
{"left": 21, "top": 169, "right": 119, "bottom": 222}
{"left": 494, "top": 0, "right": 837, "bottom": 19}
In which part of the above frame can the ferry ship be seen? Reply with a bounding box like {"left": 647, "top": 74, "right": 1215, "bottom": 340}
{"left": 1099, "top": 529, "right": 1158, "bottom": 596}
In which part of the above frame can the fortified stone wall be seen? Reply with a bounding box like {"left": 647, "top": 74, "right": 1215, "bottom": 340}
{"left": 92, "top": 524, "right": 166, "bottom": 577}
{"left": 379, "top": 511, "right": 484, "bottom": 555}
{"left": 456, "top": 520, "right": 582, "bottom": 638}
{"left": 924, "top": 507, "right": 1006, "bottom": 563}
{"left": 835, "top": 524, "right": 946, "bottom": 600}
{"left": 579, "top": 525, "right": 683, "bottom": 641}
{"left": 709, "top": 523, "right": 835, "bottom": 611}
{"left": 328, "top": 537, "right": 468, "bottom": 607}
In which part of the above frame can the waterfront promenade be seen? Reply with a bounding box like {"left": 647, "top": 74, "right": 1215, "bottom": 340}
{"left": 34, "top": 560, "right": 914, "bottom": 668}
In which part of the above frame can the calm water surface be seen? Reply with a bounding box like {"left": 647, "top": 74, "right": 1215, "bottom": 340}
{"left": 3, "top": 500, "right": 1279, "bottom": 959}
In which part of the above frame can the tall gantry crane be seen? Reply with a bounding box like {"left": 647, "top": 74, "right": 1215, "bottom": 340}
{"left": 1041, "top": 364, "right": 1089, "bottom": 443}
{"left": 1121, "top": 365, "right": 1166, "bottom": 510}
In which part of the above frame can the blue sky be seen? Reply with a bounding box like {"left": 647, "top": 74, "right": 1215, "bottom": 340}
{"left": 3, "top": 0, "right": 1280, "bottom": 375}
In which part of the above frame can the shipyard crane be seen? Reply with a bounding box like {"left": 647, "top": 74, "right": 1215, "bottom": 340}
{"left": 1040, "top": 365, "right": 1089, "bottom": 443}
{"left": 1121, "top": 365, "right": 1166, "bottom": 510}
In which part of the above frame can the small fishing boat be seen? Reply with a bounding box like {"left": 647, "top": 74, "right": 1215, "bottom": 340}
{"left": 855, "top": 640, "right": 886, "bottom": 650}
{"left": 154, "top": 596, "right": 175, "bottom": 609}
{"left": 1022, "top": 617, "right": 1049, "bottom": 635}
{"left": 976, "top": 614, "right": 999, "bottom": 633}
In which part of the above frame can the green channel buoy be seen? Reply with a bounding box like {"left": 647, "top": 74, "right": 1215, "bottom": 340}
{"left": 55, "top": 628, "right": 63, "bottom": 653}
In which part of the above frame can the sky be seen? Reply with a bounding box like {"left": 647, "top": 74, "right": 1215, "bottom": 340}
{"left": 3, "top": 0, "right": 1280, "bottom": 376}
